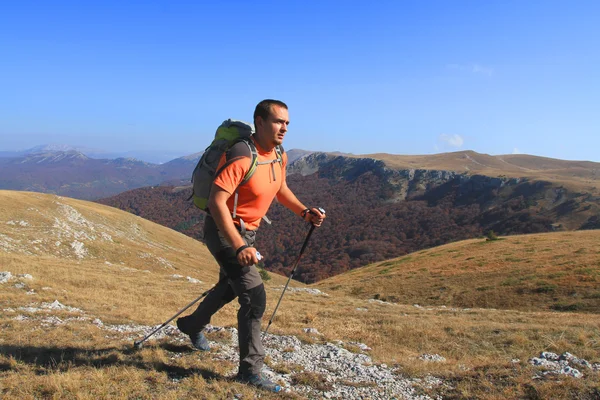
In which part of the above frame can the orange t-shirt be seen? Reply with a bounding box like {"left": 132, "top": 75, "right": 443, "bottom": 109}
{"left": 213, "top": 138, "right": 287, "bottom": 230}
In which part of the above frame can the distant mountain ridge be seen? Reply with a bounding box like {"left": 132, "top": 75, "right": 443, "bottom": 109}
{"left": 0, "top": 144, "right": 188, "bottom": 164}
{"left": 0, "top": 146, "right": 317, "bottom": 199}
{"left": 0, "top": 150, "right": 190, "bottom": 200}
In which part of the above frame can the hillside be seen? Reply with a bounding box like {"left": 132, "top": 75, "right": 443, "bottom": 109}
{"left": 100, "top": 152, "right": 600, "bottom": 283}
{"left": 315, "top": 230, "right": 600, "bottom": 313}
{"left": 2, "top": 191, "right": 600, "bottom": 399}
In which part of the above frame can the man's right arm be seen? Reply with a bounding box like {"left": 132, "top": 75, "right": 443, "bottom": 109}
{"left": 207, "top": 185, "right": 260, "bottom": 267}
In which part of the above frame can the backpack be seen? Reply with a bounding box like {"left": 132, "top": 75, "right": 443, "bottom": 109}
{"left": 190, "top": 119, "right": 284, "bottom": 217}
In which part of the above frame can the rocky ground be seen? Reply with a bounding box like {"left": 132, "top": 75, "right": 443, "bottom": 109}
{"left": 4, "top": 271, "right": 600, "bottom": 399}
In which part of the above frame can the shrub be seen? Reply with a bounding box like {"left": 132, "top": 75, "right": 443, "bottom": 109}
{"left": 258, "top": 264, "right": 271, "bottom": 281}
{"left": 486, "top": 230, "right": 499, "bottom": 241}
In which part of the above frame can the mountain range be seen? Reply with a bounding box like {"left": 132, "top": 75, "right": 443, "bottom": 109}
{"left": 0, "top": 147, "right": 313, "bottom": 200}
{"left": 0, "top": 144, "right": 190, "bottom": 164}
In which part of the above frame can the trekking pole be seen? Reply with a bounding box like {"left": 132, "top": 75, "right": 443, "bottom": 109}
{"left": 133, "top": 282, "right": 220, "bottom": 349}
{"left": 263, "top": 208, "right": 325, "bottom": 336}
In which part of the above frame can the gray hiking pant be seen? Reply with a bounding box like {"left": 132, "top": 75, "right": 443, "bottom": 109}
{"left": 186, "top": 215, "right": 266, "bottom": 375}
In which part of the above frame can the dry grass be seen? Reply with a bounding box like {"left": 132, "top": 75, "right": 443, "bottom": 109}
{"left": 2, "top": 191, "right": 600, "bottom": 399}
{"left": 316, "top": 230, "right": 600, "bottom": 313}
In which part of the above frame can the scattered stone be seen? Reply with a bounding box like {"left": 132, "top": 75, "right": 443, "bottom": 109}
{"left": 186, "top": 276, "right": 201, "bottom": 284}
{"left": 6, "top": 220, "right": 29, "bottom": 227}
{"left": 171, "top": 274, "right": 184, "bottom": 279}
{"left": 42, "top": 316, "right": 64, "bottom": 326}
{"left": 348, "top": 341, "right": 372, "bottom": 351}
{"left": 70, "top": 240, "right": 87, "bottom": 258}
{"left": 303, "top": 327, "right": 321, "bottom": 335}
{"left": 17, "top": 274, "right": 33, "bottom": 280}
{"left": 540, "top": 352, "right": 559, "bottom": 361}
{"left": 14, "top": 282, "right": 26, "bottom": 289}
{"left": 368, "top": 299, "right": 394, "bottom": 306}
{"left": 356, "top": 307, "right": 368, "bottom": 312}
{"left": 0, "top": 271, "right": 13, "bottom": 284}
{"left": 529, "top": 357, "right": 560, "bottom": 369}
{"left": 41, "top": 300, "right": 83, "bottom": 313}
{"left": 419, "top": 354, "right": 446, "bottom": 363}
{"left": 529, "top": 351, "right": 593, "bottom": 379}
{"left": 272, "top": 286, "right": 328, "bottom": 296}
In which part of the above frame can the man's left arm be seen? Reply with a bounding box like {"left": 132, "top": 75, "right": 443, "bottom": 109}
{"left": 276, "top": 180, "right": 325, "bottom": 226}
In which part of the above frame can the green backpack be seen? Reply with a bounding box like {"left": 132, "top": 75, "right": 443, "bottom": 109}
{"left": 190, "top": 119, "right": 284, "bottom": 216}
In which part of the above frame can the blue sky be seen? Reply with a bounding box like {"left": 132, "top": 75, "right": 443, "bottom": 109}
{"left": 1, "top": 0, "right": 599, "bottom": 162}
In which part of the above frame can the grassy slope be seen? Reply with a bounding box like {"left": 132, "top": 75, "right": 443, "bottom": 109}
{"left": 315, "top": 230, "right": 600, "bottom": 312}
{"left": 1, "top": 190, "right": 600, "bottom": 399}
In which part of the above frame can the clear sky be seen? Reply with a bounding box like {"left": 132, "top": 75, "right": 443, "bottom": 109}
{"left": 1, "top": 0, "right": 599, "bottom": 162}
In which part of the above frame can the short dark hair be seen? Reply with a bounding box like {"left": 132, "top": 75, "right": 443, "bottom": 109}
{"left": 254, "top": 99, "right": 288, "bottom": 125}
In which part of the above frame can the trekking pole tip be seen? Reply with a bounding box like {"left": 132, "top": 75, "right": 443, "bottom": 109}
{"left": 133, "top": 340, "right": 143, "bottom": 350}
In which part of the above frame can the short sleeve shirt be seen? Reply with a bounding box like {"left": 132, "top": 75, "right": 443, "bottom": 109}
{"left": 213, "top": 138, "right": 287, "bottom": 230}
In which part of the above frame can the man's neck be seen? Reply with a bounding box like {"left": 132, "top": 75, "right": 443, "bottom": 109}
{"left": 252, "top": 134, "right": 275, "bottom": 153}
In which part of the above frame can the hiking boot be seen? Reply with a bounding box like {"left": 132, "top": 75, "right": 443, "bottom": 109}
{"left": 236, "top": 372, "right": 282, "bottom": 393}
{"left": 176, "top": 317, "right": 210, "bottom": 351}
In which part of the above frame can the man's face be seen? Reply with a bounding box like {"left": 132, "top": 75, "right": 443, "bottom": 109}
{"left": 257, "top": 105, "right": 289, "bottom": 147}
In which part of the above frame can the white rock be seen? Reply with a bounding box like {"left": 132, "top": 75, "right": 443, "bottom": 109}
{"left": 540, "top": 352, "right": 559, "bottom": 361}
{"left": 419, "top": 354, "right": 446, "bottom": 363}
{"left": 0, "top": 271, "right": 13, "bottom": 283}
{"left": 17, "top": 274, "right": 33, "bottom": 280}
{"left": 368, "top": 299, "right": 394, "bottom": 305}
{"left": 303, "top": 328, "right": 321, "bottom": 335}
{"left": 186, "top": 276, "right": 202, "bottom": 284}
{"left": 529, "top": 357, "right": 560, "bottom": 369}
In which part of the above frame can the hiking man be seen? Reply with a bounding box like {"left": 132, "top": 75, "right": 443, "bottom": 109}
{"left": 177, "top": 99, "right": 325, "bottom": 392}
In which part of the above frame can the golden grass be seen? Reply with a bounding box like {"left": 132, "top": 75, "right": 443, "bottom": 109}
{"left": 2, "top": 191, "right": 600, "bottom": 399}
{"left": 316, "top": 230, "right": 600, "bottom": 313}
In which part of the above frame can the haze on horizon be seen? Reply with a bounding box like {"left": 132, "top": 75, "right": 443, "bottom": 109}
{"left": 1, "top": 0, "right": 599, "bottom": 163}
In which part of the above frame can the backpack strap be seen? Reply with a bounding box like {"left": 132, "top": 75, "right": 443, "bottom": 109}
{"left": 256, "top": 144, "right": 284, "bottom": 182}
{"left": 217, "top": 138, "right": 257, "bottom": 220}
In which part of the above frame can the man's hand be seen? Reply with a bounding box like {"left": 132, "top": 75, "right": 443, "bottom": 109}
{"left": 237, "top": 246, "right": 262, "bottom": 267}
{"left": 303, "top": 207, "right": 326, "bottom": 227}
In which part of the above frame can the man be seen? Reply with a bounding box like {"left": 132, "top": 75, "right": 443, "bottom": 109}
{"left": 177, "top": 99, "right": 325, "bottom": 393}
